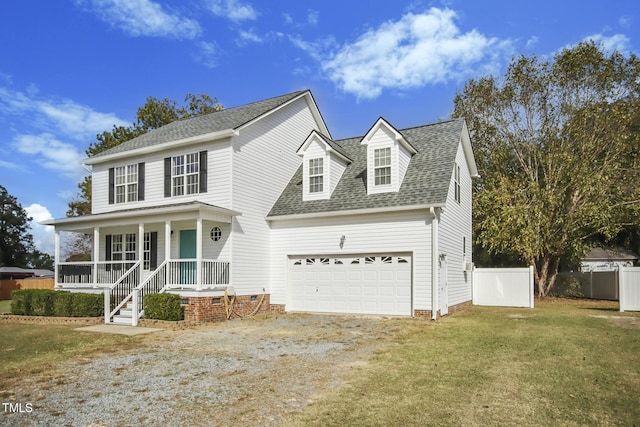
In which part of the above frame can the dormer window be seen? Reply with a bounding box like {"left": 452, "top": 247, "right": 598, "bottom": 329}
{"left": 309, "top": 158, "right": 324, "bottom": 193}
{"left": 374, "top": 148, "right": 391, "bottom": 186}
{"left": 361, "top": 118, "right": 417, "bottom": 195}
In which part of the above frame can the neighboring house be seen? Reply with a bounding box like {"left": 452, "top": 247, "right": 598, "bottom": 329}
{"left": 0, "top": 267, "right": 54, "bottom": 279}
{"left": 580, "top": 247, "right": 639, "bottom": 272}
{"left": 43, "top": 90, "right": 478, "bottom": 325}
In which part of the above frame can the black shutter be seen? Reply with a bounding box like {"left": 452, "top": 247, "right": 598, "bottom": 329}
{"left": 108, "top": 168, "right": 115, "bottom": 204}
{"left": 199, "top": 151, "right": 207, "bottom": 193}
{"left": 105, "top": 235, "right": 112, "bottom": 272}
{"left": 150, "top": 232, "right": 158, "bottom": 269}
{"left": 138, "top": 162, "right": 145, "bottom": 201}
{"left": 164, "top": 157, "right": 171, "bottom": 197}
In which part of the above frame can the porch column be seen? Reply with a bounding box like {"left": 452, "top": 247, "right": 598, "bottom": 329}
{"left": 138, "top": 223, "right": 145, "bottom": 267}
{"left": 93, "top": 227, "right": 100, "bottom": 287}
{"left": 196, "top": 217, "right": 203, "bottom": 290}
{"left": 54, "top": 230, "right": 60, "bottom": 288}
{"left": 164, "top": 221, "right": 171, "bottom": 261}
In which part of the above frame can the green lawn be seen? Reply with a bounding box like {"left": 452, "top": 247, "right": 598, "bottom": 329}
{"left": 285, "top": 299, "right": 640, "bottom": 427}
{"left": 0, "top": 299, "right": 11, "bottom": 313}
{"left": 0, "top": 323, "right": 143, "bottom": 388}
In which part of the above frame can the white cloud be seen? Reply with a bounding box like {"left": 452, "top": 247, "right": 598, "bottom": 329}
{"left": 525, "top": 36, "right": 539, "bottom": 50}
{"left": 238, "top": 29, "right": 263, "bottom": 44}
{"left": 307, "top": 10, "right": 319, "bottom": 26}
{"left": 619, "top": 15, "right": 632, "bottom": 29}
{"left": 207, "top": 0, "right": 258, "bottom": 22}
{"left": 283, "top": 13, "right": 293, "bottom": 24}
{"left": 77, "top": 0, "right": 201, "bottom": 39}
{"left": 25, "top": 204, "right": 55, "bottom": 255}
{"left": 0, "top": 84, "right": 128, "bottom": 140}
{"left": 13, "top": 133, "right": 87, "bottom": 180}
{"left": 294, "top": 7, "right": 509, "bottom": 99}
{"left": 194, "top": 41, "right": 219, "bottom": 68}
{"left": 583, "top": 33, "right": 631, "bottom": 53}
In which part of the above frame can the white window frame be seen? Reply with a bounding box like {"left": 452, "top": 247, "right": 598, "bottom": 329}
{"left": 172, "top": 153, "right": 199, "bottom": 196}
{"left": 114, "top": 164, "right": 138, "bottom": 203}
{"left": 374, "top": 147, "right": 391, "bottom": 186}
{"left": 308, "top": 158, "right": 324, "bottom": 193}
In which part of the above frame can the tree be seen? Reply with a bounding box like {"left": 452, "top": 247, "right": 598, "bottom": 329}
{"left": 0, "top": 185, "right": 53, "bottom": 269}
{"left": 453, "top": 41, "right": 640, "bottom": 297}
{"left": 65, "top": 94, "right": 222, "bottom": 259}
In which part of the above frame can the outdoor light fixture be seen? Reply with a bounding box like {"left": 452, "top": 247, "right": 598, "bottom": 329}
{"left": 340, "top": 235, "right": 346, "bottom": 248}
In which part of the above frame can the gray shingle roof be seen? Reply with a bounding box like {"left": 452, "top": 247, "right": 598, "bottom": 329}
{"left": 268, "top": 118, "right": 465, "bottom": 217}
{"left": 92, "top": 90, "right": 307, "bottom": 158}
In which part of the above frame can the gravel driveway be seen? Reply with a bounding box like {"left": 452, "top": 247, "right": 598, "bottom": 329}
{"left": 5, "top": 313, "right": 406, "bottom": 427}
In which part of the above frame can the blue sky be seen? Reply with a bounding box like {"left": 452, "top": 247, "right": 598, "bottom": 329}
{"left": 0, "top": 0, "right": 637, "bottom": 256}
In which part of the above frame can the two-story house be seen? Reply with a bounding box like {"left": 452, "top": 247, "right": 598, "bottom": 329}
{"left": 44, "top": 90, "right": 478, "bottom": 325}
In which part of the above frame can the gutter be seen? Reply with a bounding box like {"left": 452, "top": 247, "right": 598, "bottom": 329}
{"left": 267, "top": 203, "right": 446, "bottom": 222}
{"left": 84, "top": 128, "right": 238, "bottom": 165}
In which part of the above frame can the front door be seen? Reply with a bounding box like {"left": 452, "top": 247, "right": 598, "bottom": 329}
{"left": 180, "top": 230, "right": 197, "bottom": 285}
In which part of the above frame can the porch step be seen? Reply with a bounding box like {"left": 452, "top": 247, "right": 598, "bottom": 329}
{"left": 109, "top": 302, "right": 142, "bottom": 326}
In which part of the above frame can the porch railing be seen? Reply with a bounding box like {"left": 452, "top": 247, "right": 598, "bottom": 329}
{"left": 134, "top": 260, "right": 170, "bottom": 321}
{"left": 165, "top": 259, "right": 230, "bottom": 287}
{"left": 104, "top": 261, "right": 141, "bottom": 323}
{"left": 58, "top": 261, "right": 137, "bottom": 285}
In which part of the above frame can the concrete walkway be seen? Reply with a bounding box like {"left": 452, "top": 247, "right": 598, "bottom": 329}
{"left": 76, "top": 324, "right": 164, "bottom": 336}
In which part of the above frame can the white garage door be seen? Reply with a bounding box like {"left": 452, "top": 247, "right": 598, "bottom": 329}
{"left": 288, "top": 254, "right": 412, "bottom": 316}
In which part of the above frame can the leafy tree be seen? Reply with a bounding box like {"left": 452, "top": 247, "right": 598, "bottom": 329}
{"left": 65, "top": 93, "right": 222, "bottom": 259}
{"left": 453, "top": 41, "right": 640, "bottom": 296}
{"left": 0, "top": 185, "right": 53, "bottom": 269}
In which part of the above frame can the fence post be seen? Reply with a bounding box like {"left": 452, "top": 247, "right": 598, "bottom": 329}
{"left": 619, "top": 266, "right": 625, "bottom": 313}
{"left": 529, "top": 265, "right": 535, "bottom": 308}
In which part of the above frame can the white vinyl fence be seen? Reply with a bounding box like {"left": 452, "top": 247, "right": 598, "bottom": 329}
{"left": 473, "top": 267, "right": 534, "bottom": 308}
{"left": 619, "top": 267, "right": 640, "bottom": 312}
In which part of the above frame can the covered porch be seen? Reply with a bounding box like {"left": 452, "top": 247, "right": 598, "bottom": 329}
{"left": 45, "top": 202, "right": 239, "bottom": 292}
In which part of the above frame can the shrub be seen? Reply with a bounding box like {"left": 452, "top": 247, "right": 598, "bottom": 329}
{"left": 71, "top": 293, "right": 104, "bottom": 317}
{"left": 29, "top": 289, "right": 56, "bottom": 316}
{"left": 53, "top": 292, "right": 74, "bottom": 317}
{"left": 10, "top": 290, "right": 31, "bottom": 315}
{"left": 144, "top": 293, "right": 183, "bottom": 321}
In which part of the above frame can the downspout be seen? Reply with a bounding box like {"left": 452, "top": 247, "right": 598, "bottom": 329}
{"left": 430, "top": 207, "right": 439, "bottom": 320}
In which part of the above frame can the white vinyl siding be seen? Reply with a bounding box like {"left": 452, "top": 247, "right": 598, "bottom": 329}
{"left": 438, "top": 142, "right": 473, "bottom": 307}
{"left": 329, "top": 154, "right": 347, "bottom": 195}
{"left": 231, "top": 96, "right": 321, "bottom": 295}
{"left": 91, "top": 139, "right": 232, "bottom": 214}
{"left": 269, "top": 210, "right": 434, "bottom": 313}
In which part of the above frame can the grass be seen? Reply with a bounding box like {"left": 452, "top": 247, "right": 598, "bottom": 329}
{"left": 284, "top": 299, "right": 640, "bottom": 427}
{"left": 0, "top": 299, "right": 11, "bottom": 313}
{"left": 0, "top": 323, "right": 145, "bottom": 388}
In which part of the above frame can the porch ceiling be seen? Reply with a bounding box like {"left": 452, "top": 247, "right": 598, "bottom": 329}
{"left": 42, "top": 201, "right": 241, "bottom": 232}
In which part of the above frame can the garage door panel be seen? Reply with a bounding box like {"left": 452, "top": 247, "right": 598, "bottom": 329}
{"left": 289, "top": 254, "right": 412, "bottom": 316}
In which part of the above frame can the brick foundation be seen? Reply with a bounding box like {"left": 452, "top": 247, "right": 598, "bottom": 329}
{"left": 414, "top": 300, "right": 472, "bottom": 319}
{"left": 269, "top": 304, "right": 285, "bottom": 314}
{"left": 182, "top": 294, "right": 271, "bottom": 323}
{"left": 413, "top": 309, "right": 433, "bottom": 318}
